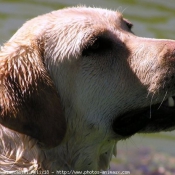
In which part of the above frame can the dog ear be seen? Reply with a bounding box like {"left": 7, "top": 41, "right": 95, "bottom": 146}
{"left": 0, "top": 40, "right": 66, "bottom": 148}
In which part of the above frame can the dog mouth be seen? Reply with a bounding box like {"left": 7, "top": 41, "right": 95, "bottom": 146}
{"left": 112, "top": 96, "right": 175, "bottom": 138}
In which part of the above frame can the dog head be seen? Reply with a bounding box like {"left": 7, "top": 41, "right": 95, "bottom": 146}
{"left": 39, "top": 7, "right": 175, "bottom": 138}
{"left": 0, "top": 6, "right": 175, "bottom": 169}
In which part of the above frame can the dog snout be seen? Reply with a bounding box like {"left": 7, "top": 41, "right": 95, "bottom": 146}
{"left": 127, "top": 37, "right": 175, "bottom": 93}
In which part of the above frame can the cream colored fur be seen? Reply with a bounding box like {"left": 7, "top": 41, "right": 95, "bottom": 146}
{"left": 0, "top": 6, "right": 175, "bottom": 175}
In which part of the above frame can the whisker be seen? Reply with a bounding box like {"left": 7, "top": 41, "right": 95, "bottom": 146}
{"left": 157, "top": 91, "right": 168, "bottom": 110}
{"left": 162, "top": 82, "right": 166, "bottom": 89}
{"left": 149, "top": 93, "right": 155, "bottom": 119}
{"left": 116, "top": 6, "right": 128, "bottom": 14}
{"left": 146, "top": 92, "right": 151, "bottom": 98}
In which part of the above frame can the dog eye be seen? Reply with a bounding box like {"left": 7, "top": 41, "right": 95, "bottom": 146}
{"left": 125, "top": 21, "right": 133, "bottom": 30}
{"left": 82, "top": 37, "right": 112, "bottom": 56}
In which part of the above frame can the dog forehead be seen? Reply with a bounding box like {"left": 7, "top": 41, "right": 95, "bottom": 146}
{"left": 9, "top": 7, "right": 124, "bottom": 44}
{"left": 52, "top": 7, "right": 123, "bottom": 26}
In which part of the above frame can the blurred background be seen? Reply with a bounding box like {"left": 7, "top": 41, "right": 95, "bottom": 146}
{"left": 0, "top": 0, "right": 175, "bottom": 174}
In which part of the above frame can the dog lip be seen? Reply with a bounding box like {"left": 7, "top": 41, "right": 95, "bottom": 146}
{"left": 112, "top": 97, "right": 175, "bottom": 138}
{"left": 112, "top": 108, "right": 150, "bottom": 137}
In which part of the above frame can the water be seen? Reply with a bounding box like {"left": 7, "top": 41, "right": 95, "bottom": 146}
{"left": 0, "top": 0, "right": 175, "bottom": 172}
{"left": 1, "top": 0, "right": 175, "bottom": 43}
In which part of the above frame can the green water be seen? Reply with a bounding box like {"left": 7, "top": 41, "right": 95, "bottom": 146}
{"left": 0, "top": 0, "right": 175, "bottom": 169}
{"left": 1, "top": 0, "right": 175, "bottom": 42}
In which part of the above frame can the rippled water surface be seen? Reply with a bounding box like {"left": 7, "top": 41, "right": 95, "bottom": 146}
{"left": 0, "top": 0, "right": 175, "bottom": 174}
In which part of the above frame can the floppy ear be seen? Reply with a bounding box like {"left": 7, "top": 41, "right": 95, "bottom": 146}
{"left": 0, "top": 40, "right": 66, "bottom": 148}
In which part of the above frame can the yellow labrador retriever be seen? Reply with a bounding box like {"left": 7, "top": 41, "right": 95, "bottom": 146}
{"left": 0, "top": 6, "right": 175, "bottom": 174}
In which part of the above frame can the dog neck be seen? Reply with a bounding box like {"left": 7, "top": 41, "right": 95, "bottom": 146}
{"left": 41, "top": 107, "right": 117, "bottom": 172}
{"left": 0, "top": 114, "right": 117, "bottom": 174}
{"left": 42, "top": 126, "right": 117, "bottom": 171}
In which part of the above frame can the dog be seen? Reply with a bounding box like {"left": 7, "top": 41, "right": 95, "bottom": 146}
{"left": 0, "top": 6, "right": 175, "bottom": 174}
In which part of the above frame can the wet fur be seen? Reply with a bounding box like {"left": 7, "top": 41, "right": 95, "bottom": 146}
{"left": 0, "top": 6, "right": 175, "bottom": 174}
